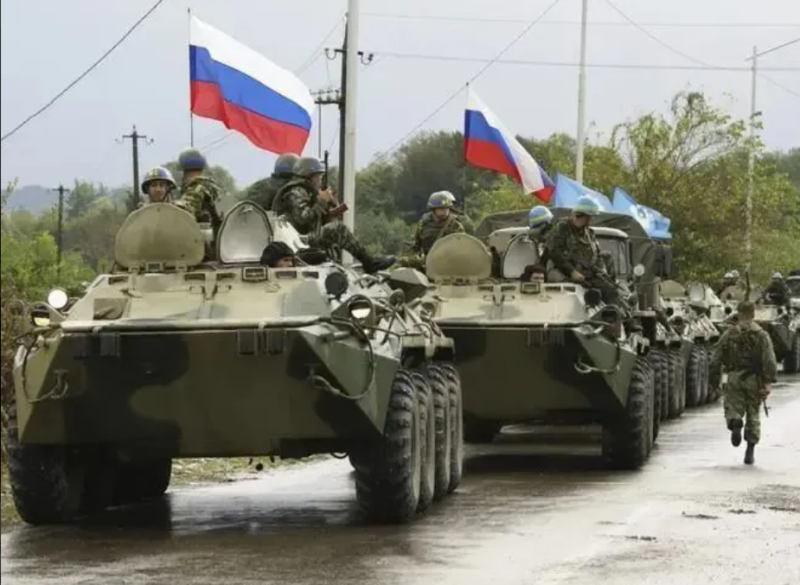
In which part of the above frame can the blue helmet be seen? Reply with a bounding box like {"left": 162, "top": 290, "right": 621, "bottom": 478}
{"left": 141, "top": 166, "right": 177, "bottom": 193}
{"left": 528, "top": 205, "right": 553, "bottom": 228}
{"left": 274, "top": 152, "right": 300, "bottom": 175}
{"left": 574, "top": 195, "right": 601, "bottom": 216}
{"left": 178, "top": 147, "right": 207, "bottom": 171}
{"left": 427, "top": 191, "right": 454, "bottom": 210}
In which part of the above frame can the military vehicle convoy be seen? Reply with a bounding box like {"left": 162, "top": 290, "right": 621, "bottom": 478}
{"left": 422, "top": 227, "right": 659, "bottom": 470}
{"left": 752, "top": 300, "right": 800, "bottom": 374}
{"left": 7, "top": 201, "right": 463, "bottom": 526}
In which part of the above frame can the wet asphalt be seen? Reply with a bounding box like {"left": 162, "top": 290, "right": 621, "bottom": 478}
{"left": 3, "top": 375, "right": 799, "bottom": 585}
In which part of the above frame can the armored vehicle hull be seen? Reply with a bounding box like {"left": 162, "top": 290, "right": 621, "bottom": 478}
{"left": 7, "top": 202, "right": 463, "bottom": 526}
{"left": 423, "top": 232, "right": 656, "bottom": 470}
{"left": 753, "top": 302, "right": 800, "bottom": 373}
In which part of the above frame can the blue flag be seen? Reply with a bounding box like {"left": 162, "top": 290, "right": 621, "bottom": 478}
{"left": 551, "top": 173, "right": 613, "bottom": 211}
{"left": 612, "top": 187, "right": 671, "bottom": 239}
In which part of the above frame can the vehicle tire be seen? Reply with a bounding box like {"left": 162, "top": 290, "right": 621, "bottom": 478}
{"left": 4, "top": 401, "right": 86, "bottom": 525}
{"left": 698, "top": 345, "right": 710, "bottom": 404}
{"left": 602, "top": 355, "right": 654, "bottom": 468}
{"left": 352, "top": 368, "right": 422, "bottom": 523}
{"left": 440, "top": 362, "right": 464, "bottom": 494}
{"left": 685, "top": 344, "right": 703, "bottom": 407}
{"left": 602, "top": 355, "right": 654, "bottom": 470}
{"left": 112, "top": 459, "right": 172, "bottom": 505}
{"left": 427, "top": 364, "right": 452, "bottom": 501}
{"left": 667, "top": 347, "right": 685, "bottom": 419}
{"left": 648, "top": 348, "right": 668, "bottom": 440}
{"left": 784, "top": 332, "right": 800, "bottom": 374}
{"left": 411, "top": 370, "right": 436, "bottom": 513}
{"left": 463, "top": 421, "right": 502, "bottom": 444}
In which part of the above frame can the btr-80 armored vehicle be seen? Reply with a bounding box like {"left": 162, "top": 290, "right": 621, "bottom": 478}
{"left": 752, "top": 299, "right": 800, "bottom": 374}
{"left": 421, "top": 227, "right": 658, "bottom": 470}
{"left": 6, "top": 201, "right": 462, "bottom": 525}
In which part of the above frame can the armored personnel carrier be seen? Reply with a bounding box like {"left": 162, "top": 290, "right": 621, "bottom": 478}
{"left": 422, "top": 228, "right": 658, "bottom": 470}
{"left": 7, "top": 201, "right": 462, "bottom": 526}
{"left": 752, "top": 300, "right": 800, "bottom": 374}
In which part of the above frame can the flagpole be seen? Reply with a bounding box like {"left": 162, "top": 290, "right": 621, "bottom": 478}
{"left": 188, "top": 6, "right": 195, "bottom": 147}
{"left": 575, "top": 0, "right": 588, "bottom": 183}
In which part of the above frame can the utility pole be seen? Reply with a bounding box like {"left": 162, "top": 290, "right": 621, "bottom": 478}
{"left": 743, "top": 36, "right": 800, "bottom": 272}
{"left": 119, "top": 125, "right": 153, "bottom": 209}
{"left": 50, "top": 184, "right": 71, "bottom": 281}
{"left": 575, "top": 0, "right": 589, "bottom": 184}
{"left": 311, "top": 88, "right": 342, "bottom": 158}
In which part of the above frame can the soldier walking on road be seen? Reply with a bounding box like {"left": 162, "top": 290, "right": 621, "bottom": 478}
{"left": 242, "top": 152, "right": 299, "bottom": 211}
{"left": 709, "top": 300, "right": 778, "bottom": 465}
{"left": 272, "top": 156, "right": 395, "bottom": 274}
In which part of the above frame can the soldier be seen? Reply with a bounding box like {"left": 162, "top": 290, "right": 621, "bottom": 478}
{"left": 438, "top": 190, "right": 475, "bottom": 235}
{"left": 520, "top": 205, "right": 554, "bottom": 282}
{"left": 174, "top": 147, "right": 224, "bottom": 234}
{"left": 718, "top": 270, "right": 747, "bottom": 300}
{"left": 760, "top": 272, "right": 791, "bottom": 307}
{"left": 260, "top": 241, "right": 297, "bottom": 268}
{"left": 272, "top": 156, "right": 395, "bottom": 274}
{"left": 544, "top": 195, "right": 620, "bottom": 306}
{"left": 140, "top": 166, "right": 177, "bottom": 206}
{"left": 242, "top": 152, "right": 299, "bottom": 211}
{"left": 399, "top": 191, "right": 465, "bottom": 270}
{"left": 709, "top": 300, "right": 777, "bottom": 465}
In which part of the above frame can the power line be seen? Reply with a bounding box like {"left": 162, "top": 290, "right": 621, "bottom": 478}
{"left": 759, "top": 73, "right": 800, "bottom": 99}
{"left": 374, "top": 0, "right": 565, "bottom": 162}
{"left": 296, "top": 14, "right": 346, "bottom": 75}
{"left": 0, "top": 0, "right": 167, "bottom": 144}
{"left": 372, "top": 51, "right": 800, "bottom": 72}
{"left": 362, "top": 11, "right": 800, "bottom": 29}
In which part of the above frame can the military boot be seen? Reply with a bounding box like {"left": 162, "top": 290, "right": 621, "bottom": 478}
{"left": 728, "top": 418, "right": 743, "bottom": 447}
{"left": 350, "top": 243, "right": 396, "bottom": 274}
{"left": 744, "top": 442, "right": 755, "bottom": 465}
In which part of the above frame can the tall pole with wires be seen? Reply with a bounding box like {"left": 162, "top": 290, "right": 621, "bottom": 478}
{"left": 575, "top": 0, "right": 589, "bottom": 184}
{"left": 120, "top": 126, "right": 153, "bottom": 210}
{"left": 342, "top": 0, "right": 361, "bottom": 245}
{"left": 50, "top": 184, "right": 71, "bottom": 281}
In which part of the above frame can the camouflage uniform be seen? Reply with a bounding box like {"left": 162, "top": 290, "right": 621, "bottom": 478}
{"left": 399, "top": 213, "right": 464, "bottom": 271}
{"left": 761, "top": 279, "right": 791, "bottom": 306}
{"left": 273, "top": 179, "right": 392, "bottom": 272}
{"left": 177, "top": 176, "right": 223, "bottom": 227}
{"left": 242, "top": 176, "right": 290, "bottom": 211}
{"left": 545, "top": 218, "right": 620, "bottom": 306}
{"left": 709, "top": 320, "right": 777, "bottom": 446}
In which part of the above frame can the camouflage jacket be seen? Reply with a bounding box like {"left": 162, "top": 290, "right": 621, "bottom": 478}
{"left": 709, "top": 320, "right": 777, "bottom": 388}
{"left": 421, "top": 210, "right": 474, "bottom": 235}
{"left": 761, "top": 281, "right": 791, "bottom": 305}
{"left": 545, "top": 218, "right": 603, "bottom": 276}
{"left": 271, "top": 179, "right": 329, "bottom": 235}
{"left": 177, "top": 176, "right": 223, "bottom": 224}
{"left": 413, "top": 213, "right": 465, "bottom": 256}
{"left": 242, "top": 175, "right": 290, "bottom": 211}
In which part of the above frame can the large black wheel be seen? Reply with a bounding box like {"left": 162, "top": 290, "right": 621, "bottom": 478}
{"left": 440, "top": 363, "right": 464, "bottom": 494}
{"left": 4, "top": 401, "right": 86, "bottom": 525}
{"left": 112, "top": 459, "right": 172, "bottom": 505}
{"left": 698, "top": 345, "right": 710, "bottom": 404}
{"left": 784, "top": 332, "right": 800, "bottom": 374}
{"left": 602, "top": 355, "right": 654, "bottom": 470}
{"left": 411, "top": 370, "right": 436, "bottom": 513}
{"left": 426, "top": 364, "right": 452, "bottom": 501}
{"left": 648, "top": 348, "right": 668, "bottom": 440}
{"left": 464, "top": 421, "right": 502, "bottom": 444}
{"left": 352, "top": 368, "right": 422, "bottom": 523}
{"left": 685, "top": 344, "right": 704, "bottom": 407}
{"left": 667, "top": 347, "right": 685, "bottom": 419}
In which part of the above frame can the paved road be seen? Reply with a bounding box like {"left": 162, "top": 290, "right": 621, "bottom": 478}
{"left": 3, "top": 376, "right": 799, "bottom": 585}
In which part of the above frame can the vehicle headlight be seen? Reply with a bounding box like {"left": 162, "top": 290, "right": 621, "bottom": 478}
{"left": 47, "top": 288, "right": 69, "bottom": 310}
{"left": 347, "top": 297, "right": 374, "bottom": 322}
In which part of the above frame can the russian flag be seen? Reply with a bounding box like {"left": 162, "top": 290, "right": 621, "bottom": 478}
{"left": 464, "top": 88, "right": 555, "bottom": 203}
{"left": 189, "top": 16, "right": 314, "bottom": 154}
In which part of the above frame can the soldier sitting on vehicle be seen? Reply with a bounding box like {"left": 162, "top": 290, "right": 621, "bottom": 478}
{"left": 759, "top": 272, "right": 791, "bottom": 307}
{"left": 260, "top": 241, "right": 297, "bottom": 268}
{"left": 520, "top": 205, "right": 554, "bottom": 282}
{"left": 434, "top": 190, "right": 475, "bottom": 235}
{"left": 398, "top": 191, "right": 465, "bottom": 272}
{"left": 139, "top": 166, "right": 177, "bottom": 206}
{"left": 718, "top": 270, "right": 748, "bottom": 301}
{"left": 271, "top": 156, "right": 395, "bottom": 274}
{"left": 174, "top": 147, "right": 224, "bottom": 235}
{"left": 242, "top": 152, "right": 299, "bottom": 211}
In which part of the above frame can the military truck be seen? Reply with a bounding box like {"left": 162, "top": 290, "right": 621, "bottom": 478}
{"left": 421, "top": 226, "right": 658, "bottom": 470}
{"left": 752, "top": 300, "right": 800, "bottom": 374}
{"left": 6, "top": 201, "right": 463, "bottom": 526}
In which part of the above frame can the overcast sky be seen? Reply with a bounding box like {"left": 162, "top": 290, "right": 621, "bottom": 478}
{"left": 1, "top": 0, "right": 799, "bottom": 191}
